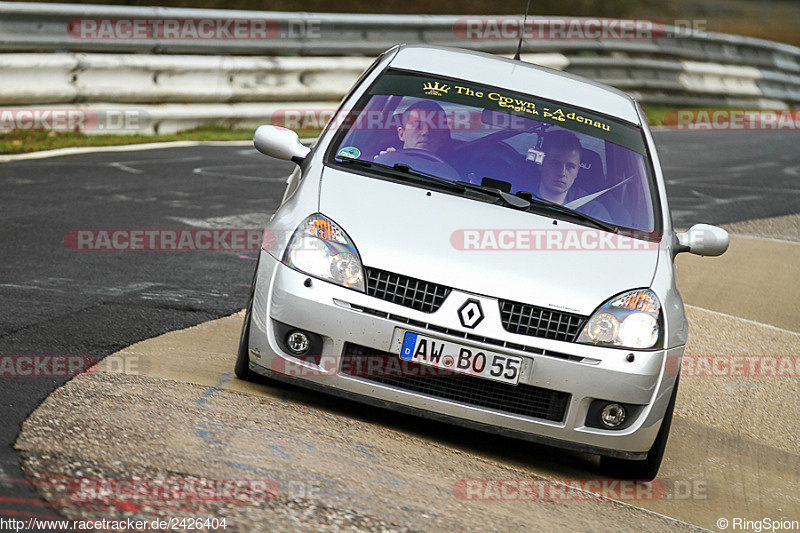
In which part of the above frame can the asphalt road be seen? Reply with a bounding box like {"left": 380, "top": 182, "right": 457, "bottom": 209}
{"left": 654, "top": 130, "right": 800, "bottom": 226}
{"left": 1, "top": 130, "right": 798, "bottom": 521}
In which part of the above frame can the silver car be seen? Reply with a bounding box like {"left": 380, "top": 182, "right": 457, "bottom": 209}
{"left": 235, "top": 44, "right": 729, "bottom": 480}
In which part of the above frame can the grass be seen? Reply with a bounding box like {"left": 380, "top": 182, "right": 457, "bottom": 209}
{"left": 641, "top": 105, "right": 692, "bottom": 127}
{"left": 0, "top": 105, "right": 791, "bottom": 154}
{"left": 642, "top": 105, "right": 799, "bottom": 128}
{"left": 0, "top": 125, "right": 254, "bottom": 155}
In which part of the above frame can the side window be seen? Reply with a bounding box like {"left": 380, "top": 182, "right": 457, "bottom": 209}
{"left": 339, "top": 50, "right": 393, "bottom": 108}
{"left": 310, "top": 50, "right": 394, "bottom": 159}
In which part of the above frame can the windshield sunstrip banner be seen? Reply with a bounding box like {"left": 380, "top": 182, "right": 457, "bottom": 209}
{"left": 366, "top": 70, "right": 646, "bottom": 154}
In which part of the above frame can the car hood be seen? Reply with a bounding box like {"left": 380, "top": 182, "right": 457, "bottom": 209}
{"left": 319, "top": 167, "right": 659, "bottom": 316}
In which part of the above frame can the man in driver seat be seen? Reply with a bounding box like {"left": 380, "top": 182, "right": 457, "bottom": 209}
{"left": 373, "top": 100, "right": 451, "bottom": 161}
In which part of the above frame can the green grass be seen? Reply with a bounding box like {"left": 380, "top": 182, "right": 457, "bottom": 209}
{"left": 0, "top": 125, "right": 254, "bottom": 155}
{"left": 0, "top": 106, "right": 786, "bottom": 154}
{"left": 641, "top": 105, "right": 683, "bottom": 127}
{"left": 641, "top": 105, "right": 799, "bottom": 128}
{"left": 0, "top": 124, "right": 331, "bottom": 155}
{"left": 641, "top": 104, "right": 736, "bottom": 127}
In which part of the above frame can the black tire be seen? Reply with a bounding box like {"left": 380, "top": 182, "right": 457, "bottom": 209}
{"left": 234, "top": 257, "right": 259, "bottom": 382}
{"left": 600, "top": 377, "right": 680, "bottom": 481}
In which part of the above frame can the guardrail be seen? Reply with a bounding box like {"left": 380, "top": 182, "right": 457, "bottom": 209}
{"left": 2, "top": 1, "right": 800, "bottom": 65}
{"left": 1, "top": 2, "right": 798, "bottom": 134}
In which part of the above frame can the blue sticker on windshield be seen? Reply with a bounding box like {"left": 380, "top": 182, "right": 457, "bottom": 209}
{"left": 337, "top": 146, "right": 361, "bottom": 159}
{"left": 400, "top": 332, "right": 417, "bottom": 360}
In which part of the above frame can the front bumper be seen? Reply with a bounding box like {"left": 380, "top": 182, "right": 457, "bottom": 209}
{"left": 248, "top": 250, "right": 683, "bottom": 460}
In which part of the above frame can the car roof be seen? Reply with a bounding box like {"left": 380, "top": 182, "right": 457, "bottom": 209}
{"left": 387, "top": 44, "right": 641, "bottom": 125}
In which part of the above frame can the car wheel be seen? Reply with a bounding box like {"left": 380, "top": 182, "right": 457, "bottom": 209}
{"left": 600, "top": 376, "right": 680, "bottom": 481}
{"left": 234, "top": 257, "right": 259, "bottom": 382}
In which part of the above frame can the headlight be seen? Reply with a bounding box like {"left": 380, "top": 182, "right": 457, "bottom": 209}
{"left": 576, "top": 289, "right": 661, "bottom": 349}
{"left": 283, "top": 214, "right": 365, "bottom": 291}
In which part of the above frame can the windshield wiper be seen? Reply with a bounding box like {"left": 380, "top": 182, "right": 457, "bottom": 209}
{"left": 336, "top": 158, "right": 465, "bottom": 193}
{"left": 519, "top": 191, "right": 618, "bottom": 233}
{"left": 337, "top": 159, "right": 614, "bottom": 228}
{"left": 454, "top": 181, "right": 530, "bottom": 209}
{"left": 390, "top": 164, "right": 531, "bottom": 210}
{"left": 336, "top": 159, "right": 530, "bottom": 210}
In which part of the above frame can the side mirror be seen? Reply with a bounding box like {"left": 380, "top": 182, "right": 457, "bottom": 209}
{"left": 253, "top": 125, "right": 310, "bottom": 165}
{"left": 675, "top": 224, "right": 729, "bottom": 256}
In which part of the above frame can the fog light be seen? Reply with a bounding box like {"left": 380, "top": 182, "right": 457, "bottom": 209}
{"left": 601, "top": 403, "right": 626, "bottom": 428}
{"left": 286, "top": 331, "right": 310, "bottom": 355}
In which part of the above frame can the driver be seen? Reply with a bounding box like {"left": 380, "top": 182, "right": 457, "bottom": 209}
{"left": 374, "top": 100, "right": 451, "bottom": 161}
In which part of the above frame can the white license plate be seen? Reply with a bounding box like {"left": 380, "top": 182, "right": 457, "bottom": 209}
{"left": 399, "top": 331, "right": 523, "bottom": 385}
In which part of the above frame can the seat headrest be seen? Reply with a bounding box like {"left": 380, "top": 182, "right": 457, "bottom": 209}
{"left": 577, "top": 148, "right": 606, "bottom": 194}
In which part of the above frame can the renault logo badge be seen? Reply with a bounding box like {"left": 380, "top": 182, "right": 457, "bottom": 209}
{"left": 458, "top": 299, "right": 484, "bottom": 329}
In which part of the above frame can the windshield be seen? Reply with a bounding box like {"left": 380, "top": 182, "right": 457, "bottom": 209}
{"left": 327, "top": 69, "right": 659, "bottom": 235}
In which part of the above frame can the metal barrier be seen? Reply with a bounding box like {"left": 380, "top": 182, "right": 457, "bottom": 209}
{"left": 2, "top": 1, "right": 799, "bottom": 64}
{"left": 1, "top": 2, "right": 798, "bottom": 133}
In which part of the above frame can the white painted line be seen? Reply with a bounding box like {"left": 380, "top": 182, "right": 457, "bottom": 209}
{"left": 783, "top": 165, "right": 800, "bottom": 177}
{"left": 685, "top": 304, "right": 800, "bottom": 336}
{"left": 191, "top": 163, "right": 290, "bottom": 181}
{"left": 167, "top": 213, "right": 270, "bottom": 229}
{"left": 0, "top": 140, "right": 253, "bottom": 162}
{"left": 109, "top": 161, "right": 145, "bottom": 174}
{"left": 0, "top": 137, "right": 317, "bottom": 163}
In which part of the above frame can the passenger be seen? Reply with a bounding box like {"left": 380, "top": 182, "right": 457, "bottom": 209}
{"left": 536, "top": 130, "right": 611, "bottom": 221}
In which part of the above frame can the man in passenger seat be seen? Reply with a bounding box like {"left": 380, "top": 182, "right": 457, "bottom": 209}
{"left": 536, "top": 130, "right": 611, "bottom": 221}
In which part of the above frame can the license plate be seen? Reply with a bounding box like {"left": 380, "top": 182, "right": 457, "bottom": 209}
{"left": 400, "top": 331, "right": 523, "bottom": 385}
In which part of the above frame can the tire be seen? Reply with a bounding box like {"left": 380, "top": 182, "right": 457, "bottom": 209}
{"left": 600, "top": 377, "right": 680, "bottom": 481}
{"left": 234, "top": 257, "right": 260, "bottom": 382}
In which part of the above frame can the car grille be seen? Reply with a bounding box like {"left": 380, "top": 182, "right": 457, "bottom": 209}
{"left": 364, "top": 266, "right": 451, "bottom": 313}
{"left": 499, "top": 299, "right": 587, "bottom": 342}
{"left": 347, "top": 302, "right": 585, "bottom": 362}
{"left": 341, "top": 343, "right": 570, "bottom": 422}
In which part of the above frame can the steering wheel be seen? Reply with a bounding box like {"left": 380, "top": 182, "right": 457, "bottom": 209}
{"left": 396, "top": 148, "right": 452, "bottom": 166}
{"left": 453, "top": 142, "right": 524, "bottom": 185}
{"left": 377, "top": 148, "right": 461, "bottom": 179}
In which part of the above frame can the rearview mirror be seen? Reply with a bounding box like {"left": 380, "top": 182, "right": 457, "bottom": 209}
{"left": 675, "top": 224, "right": 729, "bottom": 256}
{"left": 253, "top": 125, "right": 310, "bottom": 165}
